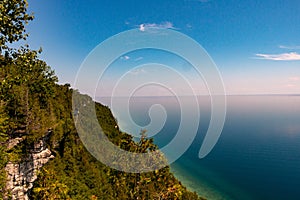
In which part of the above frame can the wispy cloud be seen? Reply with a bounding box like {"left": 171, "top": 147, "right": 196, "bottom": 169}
{"left": 129, "top": 68, "right": 147, "bottom": 75}
{"left": 134, "top": 57, "right": 143, "bottom": 61}
{"left": 254, "top": 52, "right": 300, "bottom": 61}
{"left": 139, "top": 22, "right": 175, "bottom": 31}
{"left": 186, "top": 24, "right": 192, "bottom": 29}
{"left": 289, "top": 76, "right": 300, "bottom": 81}
{"left": 279, "top": 45, "right": 300, "bottom": 50}
{"left": 120, "top": 55, "right": 130, "bottom": 60}
{"left": 286, "top": 84, "right": 296, "bottom": 88}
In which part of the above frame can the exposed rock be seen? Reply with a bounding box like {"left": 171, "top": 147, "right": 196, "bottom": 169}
{"left": 7, "top": 137, "right": 25, "bottom": 150}
{"left": 4, "top": 132, "right": 54, "bottom": 200}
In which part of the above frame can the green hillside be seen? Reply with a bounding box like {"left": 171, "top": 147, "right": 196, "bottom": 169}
{"left": 0, "top": 1, "right": 204, "bottom": 199}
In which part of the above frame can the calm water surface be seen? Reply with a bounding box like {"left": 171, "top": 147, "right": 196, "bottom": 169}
{"left": 99, "top": 96, "right": 300, "bottom": 200}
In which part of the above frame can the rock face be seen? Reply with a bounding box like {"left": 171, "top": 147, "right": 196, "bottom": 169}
{"left": 4, "top": 133, "right": 54, "bottom": 200}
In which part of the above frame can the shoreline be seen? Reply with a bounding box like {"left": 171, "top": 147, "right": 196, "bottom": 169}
{"left": 170, "top": 163, "right": 231, "bottom": 200}
{"left": 170, "top": 161, "right": 254, "bottom": 200}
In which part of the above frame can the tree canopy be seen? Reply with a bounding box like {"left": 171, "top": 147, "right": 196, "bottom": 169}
{"left": 0, "top": 0, "right": 33, "bottom": 51}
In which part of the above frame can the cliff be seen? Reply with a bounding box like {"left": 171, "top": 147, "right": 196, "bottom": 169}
{"left": 0, "top": 84, "right": 203, "bottom": 199}
{"left": 0, "top": 1, "right": 204, "bottom": 197}
{"left": 4, "top": 131, "right": 54, "bottom": 199}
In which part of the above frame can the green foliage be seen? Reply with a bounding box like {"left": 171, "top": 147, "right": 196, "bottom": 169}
{"left": 1, "top": 47, "right": 58, "bottom": 142}
{"left": 0, "top": 102, "right": 9, "bottom": 143}
{"left": 33, "top": 168, "right": 71, "bottom": 200}
{"left": 31, "top": 98, "right": 204, "bottom": 200}
{"left": 0, "top": 101, "right": 9, "bottom": 193}
{"left": 0, "top": 0, "right": 205, "bottom": 199}
{"left": 0, "top": 0, "right": 34, "bottom": 50}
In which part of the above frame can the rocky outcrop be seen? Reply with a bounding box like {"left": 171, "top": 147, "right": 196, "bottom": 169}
{"left": 4, "top": 132, "right": 54, "bottom": 200}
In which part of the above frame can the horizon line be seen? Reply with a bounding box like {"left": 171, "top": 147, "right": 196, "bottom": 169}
{"left": 95, "top": 93, "right": 300, "bottom": 98}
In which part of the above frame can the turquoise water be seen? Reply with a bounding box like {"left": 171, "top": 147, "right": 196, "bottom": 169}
{"left": 99, "top": 95, "right": 300, "bottom": 200}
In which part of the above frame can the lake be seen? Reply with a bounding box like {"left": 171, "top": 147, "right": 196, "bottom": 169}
{"left": 98, "top": 95, "right": 300, "bottom": 200}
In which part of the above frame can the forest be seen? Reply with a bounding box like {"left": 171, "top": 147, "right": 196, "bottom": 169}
{"left": 0, "top": 1, "right": 204, "bottom": 199}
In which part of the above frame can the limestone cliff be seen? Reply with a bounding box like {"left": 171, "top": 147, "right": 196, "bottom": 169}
{"left": 4, "top": 132, "right": 54, "bottom": 200}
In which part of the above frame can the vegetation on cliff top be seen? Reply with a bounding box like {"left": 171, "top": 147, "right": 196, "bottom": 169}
{"left": 0, "top": 1, "right": 204, "bottom": 199}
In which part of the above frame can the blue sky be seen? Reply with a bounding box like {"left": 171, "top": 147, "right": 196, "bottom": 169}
{"left": 25, "top": 0, "right": 300, "bottom": 95}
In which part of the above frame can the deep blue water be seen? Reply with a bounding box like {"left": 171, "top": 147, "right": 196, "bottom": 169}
{"left": 99, "top": 96, "right": 300, "bottom": 200}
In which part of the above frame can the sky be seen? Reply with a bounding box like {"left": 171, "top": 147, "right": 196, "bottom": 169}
{"left": 25, "top": 0, "right": 300, "bottom": 96}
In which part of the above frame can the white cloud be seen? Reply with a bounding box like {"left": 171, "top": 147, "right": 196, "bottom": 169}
{"left": 120, "top": 55, "right": 130, "bottom": 60}
{"left": 139, "top": 24, "right": 145, "bottom": 32}
{"left": 254, "top": 52, "right": 300, "bottom": 61}
{"left": 279, "top": 45, "right": 300, "bottom": 50}
{"left": 139, "top": 21, "right": 175, "bottom": 31}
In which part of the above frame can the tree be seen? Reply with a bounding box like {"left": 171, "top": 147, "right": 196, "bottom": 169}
{"left": 1, "top": 47, "right": 57, "bottom": 139}
{"left": 0, "top": 1, "right": 205, "bottom": 199}
{"left": 0, "top": 0, "right": 34, "bottom": 52}
{"left": 0, "top": 101, "right": 9, "bottom": 193}
{"left": 33, "top": 168, "right": 70, "bottom": 200}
